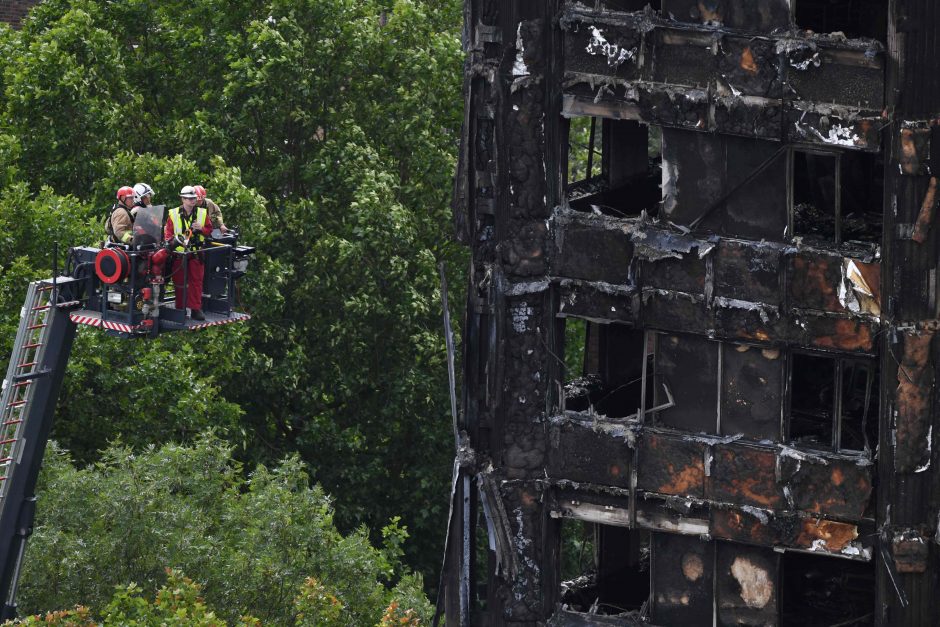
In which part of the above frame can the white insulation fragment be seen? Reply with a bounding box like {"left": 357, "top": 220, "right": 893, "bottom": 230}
{"left": 915, "top": 425, "right": 932, "bottom": 473}
{"left": 513, "top": 23, "right": 529, "bottom": 77}
{"left": 585, "top": 26, "right": 635, "bottom": 67}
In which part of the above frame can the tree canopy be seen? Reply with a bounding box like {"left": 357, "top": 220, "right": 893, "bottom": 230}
{"left": 15, "top": 437, "right": 431, "bottom": 625}
{"left": 0, "top": 0, "right": 464, "bottom": 617}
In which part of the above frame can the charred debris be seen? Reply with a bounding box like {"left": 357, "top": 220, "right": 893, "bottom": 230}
{"left": 442, "top": 1, "right": 940, "bottom": 626}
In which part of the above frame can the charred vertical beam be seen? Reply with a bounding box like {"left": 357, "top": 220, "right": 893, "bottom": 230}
{"left": 876, "top": 1, "right": 940, "bottom": 624}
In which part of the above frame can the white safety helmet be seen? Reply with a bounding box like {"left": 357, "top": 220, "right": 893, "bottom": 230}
{"left": 133, "top": 182, "right": 153, "bottom": 201}
{"left": 179, "top": 185, "right": 197, "bottom": 199}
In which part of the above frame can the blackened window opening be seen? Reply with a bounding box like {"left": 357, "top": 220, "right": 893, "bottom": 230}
{"left": 789, "top": 353, "right": 835, "bottom": 447}
{"left": 838, "top": 361, "right": 878, "bottom": 452}
{"left": 562, "top": 320, "right": 647, "bottom": 418}
{"left": 793, "top": 150, "right": 839, "bottom": 242}
{"left": 653, "top": 333, "right": 718, "bottom": 433}
{"left": 789, "top": 352, "right": 878, "bottom": 452}
{"left": 598, "top": 0, "right": 650, "bottom": 12}
{"left": 840, "top": 150, "right": 883, "bottom": 243}
{"left": 780, "top": 551, "right": 875, "bottom": 627}
{"left": 795, "top": 0, "right": 888, "bottom": 42}
{"left": 559, "top": 520, "right": 650, "bottom": 615}
{"left": 792, "top": 149, "right": 883, "bottom": 245}
{"left": 567, "top": 119, "right": 662, "bottom": 219}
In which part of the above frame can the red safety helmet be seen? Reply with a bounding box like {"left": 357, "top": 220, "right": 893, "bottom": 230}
{"left": 193, "top": 185, "right": 207, "bottom": 200}
{"left": 116, "top": 185, "right": 136, "bottom": 202}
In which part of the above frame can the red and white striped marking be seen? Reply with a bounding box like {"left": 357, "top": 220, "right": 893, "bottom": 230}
{"left": 189, "top": 312, "right": 251, "bottom": 330}
{"left": 102, "top": 320, "right": 138, "bottom": 333}
{"left": 69, "top": 313, "right": 138, "bottom": 333}
{"left": 70, "top": 311, "right": 250, "bottom": 333}
{"left": 69, "top": 313, "right": 103, "bottom": 327}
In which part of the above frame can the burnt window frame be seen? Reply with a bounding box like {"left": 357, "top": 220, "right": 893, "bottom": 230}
{"left": 555, "top": 318, "right": 674, "bottom": 420}
{"left": 788, "top": 147, "right": 843, "bottom": 244}
{"left": 556, "top": 515, "right": 652, "bottom": 617}
{"left": 563, "top": 114, "right": 662, "bottom": 218}
{"left": 788, "top": 145, "right": 884, "bottom": 246}
{"left": 646, "top": 331, "right": 720, "bottom": 432}
{"left": 786, "top": 350, "right": 878, "bottom": 454}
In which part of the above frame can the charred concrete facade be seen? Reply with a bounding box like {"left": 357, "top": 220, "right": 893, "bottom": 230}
{"left": 444, "top": 1, "right": 940, "bottom": 626}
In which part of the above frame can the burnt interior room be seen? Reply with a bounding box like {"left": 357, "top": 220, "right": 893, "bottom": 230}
{"left": 562, "top": 318, "right": 650, "bottom": 418}
{"left": 566, "top": 118, "right": 662, "bottom": 219}
{"left": 780, "top": 552, "right": 875, "bottom": 626}
{"left": 789, "top": 352, "right": 879, "bottom": 453}
{"left": 792, "top": 149, "right": 884, "bottom": 244}
{"left": 559, "top": 519, "right": 650, "bottom": 616}
{"left": 794, "top": 0, "right": 889, "bottom": 41}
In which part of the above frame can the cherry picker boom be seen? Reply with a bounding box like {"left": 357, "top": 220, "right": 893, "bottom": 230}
{"left": 0, "top": 205, "right": 253, "bottom": 618}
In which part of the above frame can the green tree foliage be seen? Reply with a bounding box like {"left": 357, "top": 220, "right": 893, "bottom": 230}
{"left": 1, "top": 7, "right": 138, "bottom": 195}
{"left": 18, "top": 437, "right": 432, "bottom": 625}
{"left": 0, "top": 0, "right": 464, "bottom": 600}
{"left": 5, "top": 569, "right": 424, "bottom": 625}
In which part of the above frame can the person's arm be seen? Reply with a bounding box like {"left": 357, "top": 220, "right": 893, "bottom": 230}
{"left": 206, "top": 198, "right": 228, "bottom": 231}
{"left": 164, "top": 215, "right": 175, "bottom": 242}
{"left": 111, "top": 209, "right": 134, "bottom": 244}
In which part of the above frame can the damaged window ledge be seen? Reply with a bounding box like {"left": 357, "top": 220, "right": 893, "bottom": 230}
{"left": 548, "top": 485, "right": 874, "bottom": 559}
{"left": 550, "top": 417, "right": 875, "bottom": 468}
{"left": 561, "top": 5, "right": 887, "bottom": 52}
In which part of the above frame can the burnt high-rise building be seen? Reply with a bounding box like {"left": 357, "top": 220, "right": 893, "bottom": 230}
{"left": 442, "top": 1, "right": 940, "bottom": 625}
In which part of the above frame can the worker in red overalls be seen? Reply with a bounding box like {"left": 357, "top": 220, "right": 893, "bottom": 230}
{"left": 165, "top": 185, "right": 212, "bottom": 320}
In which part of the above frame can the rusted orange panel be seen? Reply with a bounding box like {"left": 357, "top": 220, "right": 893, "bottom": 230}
{"left": 740, "top": 47, "right": 758, "bottom": 73}
{"left": 711, "top": 508, "right": 779, "bottom": 545}
{"left": 713, "top": 305, "right": 786, "bottom": 347}
{"left": 708, "top": 445, "right": 784, "bottom": 509}
{"left": 900, "top": 128, "right": 918, "bottom": 173}
{"left": 790, "top": 252, "right": 882, "bottom": 320}
{"left": 636, "top": 432, "right": 706, "bottom": 498}
{"left": 699, "top": 1, "right": 721, "bottom": 21}
{"left": 810, "top": 318, "right": 874, "bottom": 352}
{"left": 893, "top": 531, "right": 928, "bottom": 573}
{"left": 549, "top": 421, "right": 632, "bottom": 488}
{"left": 912, "top": 176, "right": 938, "bottom": 243}
{"left": 898, "top": 127, "right": 932, "bottom": 175}
{"left": 781, "top": 457, "right": 873, "bottom": 519}
{"left": 794, "top": 519, "right": 859, "bottom": 552}
{"left": 713, "top": 240, "right": 781, "bottom": 304}
{"left": 790, "top": 254, "right": 842, "bottom": 312}
{"left": 896, "top": 331, "right": 935, "bottom": 472}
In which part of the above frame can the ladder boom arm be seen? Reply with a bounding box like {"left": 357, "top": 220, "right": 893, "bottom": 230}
{"left": 0, "top": 280, "right": 77, "bottom": 618}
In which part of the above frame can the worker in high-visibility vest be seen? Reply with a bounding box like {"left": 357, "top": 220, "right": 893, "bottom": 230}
{"left": 164, "top": 185, "right": 212, "bottom": 321}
